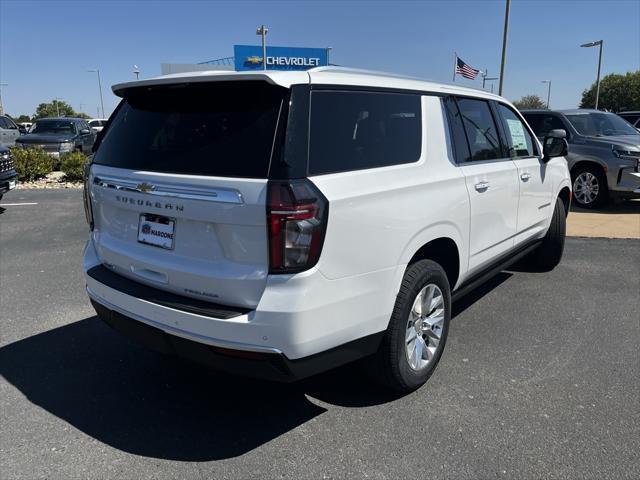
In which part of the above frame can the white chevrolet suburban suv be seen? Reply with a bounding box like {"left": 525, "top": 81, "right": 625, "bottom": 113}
{"left": 83, "top": 67, "right": 571, "bottom": 392}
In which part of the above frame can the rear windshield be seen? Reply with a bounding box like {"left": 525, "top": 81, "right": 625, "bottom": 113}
{"left": 93, "top": 82, "right": 286, "bottom": 178}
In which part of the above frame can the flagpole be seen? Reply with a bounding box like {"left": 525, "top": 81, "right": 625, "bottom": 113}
{"left": 452, "top": 52, "right": 457, "bottom": 82}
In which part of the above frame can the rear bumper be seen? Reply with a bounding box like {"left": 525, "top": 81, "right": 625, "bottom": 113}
{"left": 90, "top": 298, "right": 383, "bottom": 382}
{"left": 83, "top": 239, "right": 394, "bottom": 379}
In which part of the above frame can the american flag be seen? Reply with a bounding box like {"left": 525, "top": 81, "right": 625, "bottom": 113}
{"left": 456, "top": 57, "right": 480, "bottom": 80}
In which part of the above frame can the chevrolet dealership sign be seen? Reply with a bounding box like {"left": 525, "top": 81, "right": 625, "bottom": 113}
{"left": 234, "top": 45, "right": 328, "bottom": 71}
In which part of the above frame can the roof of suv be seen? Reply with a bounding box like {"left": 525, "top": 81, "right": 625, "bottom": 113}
{"left": 36, "top": 117, "right": 87, "bottom": 122}
{"left": 111, "top": 66, "right": 506, "bottom": 103}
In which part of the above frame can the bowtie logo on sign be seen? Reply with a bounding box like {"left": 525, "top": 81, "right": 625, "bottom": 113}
{"left": 234, "top": 45, "right": 328, "bottom": 71}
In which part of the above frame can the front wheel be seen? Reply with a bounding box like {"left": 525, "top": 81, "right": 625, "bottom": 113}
{"left": 572, "top": 166, "right": 608, "bottom": 209}
{"left": 368, "top": 259, "right": 451, "bottom": 392}
{"left": 531, "top": 196, "right": 566, "bottom": 271}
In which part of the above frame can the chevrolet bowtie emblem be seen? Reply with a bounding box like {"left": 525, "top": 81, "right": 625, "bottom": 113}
{"left": 135, "top": 182, "right": 155, "bottom": 193}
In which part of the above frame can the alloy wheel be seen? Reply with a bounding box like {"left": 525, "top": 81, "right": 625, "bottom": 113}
{"left": 573, "top": 172, "right": 599, "bottom": 205}
{"left": 405, "top": 284, "right": 445, "bottom": 371}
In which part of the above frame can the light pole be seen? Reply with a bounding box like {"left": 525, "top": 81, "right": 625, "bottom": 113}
{"left": 0, "top": 83, "right": 7, "bottom": 115}
{"left": 133, "top": 65, "right": 140, "bottom": 80}
{"left": 256, "top": 25, "right": 268, "bottom": 70}
{"left": 54, "top": 97, "right": 63, "bottom": 117}
{"left": 580, "top": 40, "right": 603, "bottom": 110}
{"left": 87, "top": 68, "right": 105, "bottom": 118}
{"left": 481, "top": 71, "right": 498, "bottom": 90}
{"left": 498, "top": 0, "right": 511, "bottom": 95}
{"left": 541, "top": 80, "right": 552, "bottom": 108}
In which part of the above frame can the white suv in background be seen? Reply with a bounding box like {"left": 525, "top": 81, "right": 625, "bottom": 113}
{"left": 83, "top": 67, "right": 571, "bottom": 392}
{"left": 88, "top": 118, "right": 108, "bottom": 132}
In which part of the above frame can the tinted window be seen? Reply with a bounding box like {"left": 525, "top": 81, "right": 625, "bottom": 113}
{"left": 0, "top": 117, "right": 7, "bottom": 129}
{"left": 443, "top": 96, "right": 471, "bottom": 163}
{"left": 524, "top": 113, "right": 566, "bottom": 138}
{"left": 3, "top": 117, "right": 17, "bottom": 129}
{"left": 308, "top": 91, "right": 422, "bottom": 175}
{"left": 456, "top": 98, "right": 502, "bottom": 161}
{"left": 497, "top": 104, "right": 537, "bottom": 158}
{"left": 93, "top": 82, "right": 285, "bottom": 178}
{"left": 564, "top": 112, "right": 638, "bottom": 137}
{"left": 31, "top": 119, "right": 77, "bottom": 135}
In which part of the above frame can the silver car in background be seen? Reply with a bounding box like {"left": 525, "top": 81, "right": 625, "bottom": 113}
{"left": 522, "top": 109, "right": 640, "bottom": 208}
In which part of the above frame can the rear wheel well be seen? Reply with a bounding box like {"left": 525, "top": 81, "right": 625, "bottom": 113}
{"left": 408, "top": 238, "right": 459, "bottom": 289}
{"left": 558, "top": 187, "right": 571, "bottom": 217}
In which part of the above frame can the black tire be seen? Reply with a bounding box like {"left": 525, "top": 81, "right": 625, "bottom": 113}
{"left": 572, "top": 165, "right": 608, "bottom": 209}
{"left": 531, "top": 196, "right": 566, "bottom": 271}
{"left": 368, "top": 259, "right": 451, "bottom": 393}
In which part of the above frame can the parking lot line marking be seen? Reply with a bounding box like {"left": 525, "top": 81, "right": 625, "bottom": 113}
{"left": 0, "top": 202, "right": 39, "bottom": 206}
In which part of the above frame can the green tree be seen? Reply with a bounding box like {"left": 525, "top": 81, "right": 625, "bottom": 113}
{"left": 580, "top": 71, "right": 640, "bottom": 111}
{"left": 34, "top": 100, "right": 77, "bottom": 119}
{"left": 13, "top": 114, "right": 32, "bottom": 123}
{"left": 512, "top": 95, "right": 546, "bottom": 110}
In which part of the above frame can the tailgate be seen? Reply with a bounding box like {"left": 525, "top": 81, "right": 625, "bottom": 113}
{"left": 88, "top": 81, "right": 287, "bottom": 308}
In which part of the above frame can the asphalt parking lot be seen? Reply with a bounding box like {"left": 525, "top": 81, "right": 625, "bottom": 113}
{"left": 1, "top": 189, "right": 639, "bottom": 479}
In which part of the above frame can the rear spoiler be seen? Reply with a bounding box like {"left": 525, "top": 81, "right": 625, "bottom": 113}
{"left": 112, "top": 70, "right": 308, "bottom": 97}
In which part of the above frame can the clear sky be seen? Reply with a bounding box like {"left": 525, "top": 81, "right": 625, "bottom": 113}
{"left": 1, "top": 0, "right": 639, "bottom": 117}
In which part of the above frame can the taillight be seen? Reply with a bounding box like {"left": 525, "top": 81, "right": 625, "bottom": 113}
{"left": 83, "top": 161, "right": 94, "bottom": 231}
{"left": 267, "top": 179, "right": 328, "bottom": 273}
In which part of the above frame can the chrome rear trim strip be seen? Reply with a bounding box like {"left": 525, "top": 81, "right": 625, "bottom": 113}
{"left": 93, "top": 175, "right": 244, "bottom": 204}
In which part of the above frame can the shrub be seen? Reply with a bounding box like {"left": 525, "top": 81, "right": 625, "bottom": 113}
{"left": 60, "top": 151, "right": 87, "bottom": 181}
{"left": 11, "top": 147, "right": 54, "bottom": 181}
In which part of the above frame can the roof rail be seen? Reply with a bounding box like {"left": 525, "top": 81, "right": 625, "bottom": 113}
{"left": 308, "top": 66, "right": 424, "bottom": 81}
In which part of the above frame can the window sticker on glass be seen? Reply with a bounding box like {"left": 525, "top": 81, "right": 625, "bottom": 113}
{"left": 506, "top": 118, "right": 527, "bottom": 150}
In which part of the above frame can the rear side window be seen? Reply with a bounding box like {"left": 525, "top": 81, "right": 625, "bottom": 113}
{"left": 93, "top": 82, "right": 286, "bottom": 178}
{"left": 496, "top": 104, "right": 537, "bottom": 158}
{"left": 456, "top": 98, "right": 503, "bottom": 161}
{"left": 308, "top": 91, "right": 422, "bottom": 175}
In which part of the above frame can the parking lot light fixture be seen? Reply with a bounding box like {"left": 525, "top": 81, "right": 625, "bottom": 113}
{"left": 498, "top": 0, "right": 511, "bottom": 95}
{"left": 542, "top": 80, "right": 552, "bottom": 108}
{"left": 87, "top": 68, "right": 105, "bottom": 118}
{"left": 256, "top": 25, "right": 268, "bottom": 70}
{"left": 133, "top": 65, "right": 140, "bottom": 80}
{"left": 0, "top": 82, "right": 7, "bottom": 115}
{"left": 580, "top": 40, "right": 603, "bottom": 110}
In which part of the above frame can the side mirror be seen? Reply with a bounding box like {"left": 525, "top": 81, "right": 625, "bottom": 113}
{"left": 542, "top": 129, "right": 568, "bottom": 162}
{"left": 80, "top": 128, "right": 91, "bottom": 135}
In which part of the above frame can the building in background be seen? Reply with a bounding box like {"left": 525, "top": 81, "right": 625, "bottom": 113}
{"left": 161, "top": 45, "right": 330, "bottom": 75}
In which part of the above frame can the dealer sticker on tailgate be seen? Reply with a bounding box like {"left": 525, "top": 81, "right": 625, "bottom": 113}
{"left": 137, "top": 214, "right": 175, "bottom": 250}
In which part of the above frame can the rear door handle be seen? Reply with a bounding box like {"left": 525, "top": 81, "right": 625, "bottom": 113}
{"left": 474, "top": 181, "right": 490, "bottom": 191}
{"left": 520, "top": 173, "right": 531, "bottom": 181}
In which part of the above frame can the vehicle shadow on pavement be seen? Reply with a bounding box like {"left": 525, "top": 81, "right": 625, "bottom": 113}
{"left": 0, "top": 317, "right": 327, "bottom": 461}
{"left": 570, "top": 200, "right": 640, "bottom": 215}
{"left": 0, "top": 274, "right": 514, "bottom": 461}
